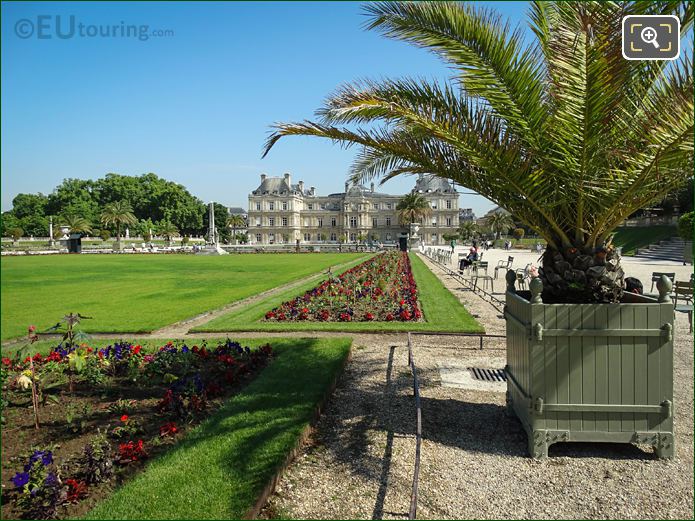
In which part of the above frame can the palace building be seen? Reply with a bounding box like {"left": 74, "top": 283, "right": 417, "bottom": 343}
{"left": 247, "top": 173, "right": 459, "bottom": 245}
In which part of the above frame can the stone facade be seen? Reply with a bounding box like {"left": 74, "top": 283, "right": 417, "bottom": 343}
{"left": 247, "top": 173, "right": 459, "bottom": 245}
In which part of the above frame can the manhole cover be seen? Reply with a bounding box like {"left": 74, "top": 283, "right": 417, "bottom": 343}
{"left": 467, "top": 367, "right": 507, "bottom": 382}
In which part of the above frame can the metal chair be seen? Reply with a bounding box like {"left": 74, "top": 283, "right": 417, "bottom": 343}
{"left": 494, "top": 256, "right": 514, "bottom": 279}
{"left": 673, "top": 280, "right": 694, "bottom": 332}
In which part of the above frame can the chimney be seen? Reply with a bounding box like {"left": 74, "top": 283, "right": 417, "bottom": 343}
{"left": 284, "top": 172, "right": 291, "bottom": 187}
{"left": 310, "top": 186, "right": 316, "bottom": 196}
{"left": 345, "top": 181, "right": 349, "bottom": 193}
{"left": 260, "top": 174, "right": 266, "bottom": 182}
{"left": 371, "top": 182, "right": 375, "bottom": 193}
{"left": 298, "top": 181, "right": 304, "bottom": 193}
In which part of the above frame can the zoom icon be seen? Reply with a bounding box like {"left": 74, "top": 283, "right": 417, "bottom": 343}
{"left": 622, "top": 15, "right": 680, "bottom": 60}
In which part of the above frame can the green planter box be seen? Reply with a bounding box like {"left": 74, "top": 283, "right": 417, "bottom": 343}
{"left": 504, "top": 271, "right": 675, "bottom": 459}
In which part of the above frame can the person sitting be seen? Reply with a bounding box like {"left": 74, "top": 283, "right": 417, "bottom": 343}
{"left": 625, "top": 277, "right": 643, "bottom": 295}
{"left": 459, "top": 247, "right": 479, "bottom": 270}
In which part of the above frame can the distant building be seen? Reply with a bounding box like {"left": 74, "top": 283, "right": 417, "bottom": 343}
{"left": 459, "top": 208, "right": 476, "bottom": 221}
{"left": 247, "top": 173, "right": 460, "bottom": 245}
{"left": 227, "top": 207, "right": 247, "bottom": 219}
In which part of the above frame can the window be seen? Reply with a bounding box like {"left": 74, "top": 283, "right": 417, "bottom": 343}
{"left": 282, "top": 234, "right": 289, "bottom": 243}
{"left": 432, "top": 217, "right": 437, "bottom": 226}
{"left": 308, "top": 203, "right": 313, "bottom": 210}
{"left": 446, "top": 217, "right": 452, "bottom": 227}
{"left": 431, "top": 202, "right": 438, "bottom": 210}
{"left": 255, "top": 233, "right": 262, "bottom": 243}
{"left": 269, "top": 217, "right": 275, "bottom": 227}
{"left": 372, "top": 218, "right": 378, "bottom": 228}
{"left": 446, "top": 200, "right": 452, "bottom": 209}
{"left": 386, "top": 203, "right": 393, "bottom": 210}
{"left": 282, "top": 217, "right": 288, "bottom": 227}
{"left": 331, "top": 217, "right": 336, "bottom": 227}
{"left": 269, "top": 233, "right": 275, "bottom": 243}
{"left": 431, "top": 233, "right": 437, "bottom": 243}
{"left": 318, "top": 218, "right": 323, "bottom": 228}
{"left": 373, "top": 203, "right": 379, "bottom": 210}
{"left": 304, "top": 233, "right": 311, "bottom": 242}
{"left": 350, "top": 233, "right": 357, "bottom": 242}
{"left": 386, "top": 233, "right": 392, "bottom": 241}
{"left": 330, "top": 233, "right": 337, "bottom": 241}
{"left": 350, "top": 216, "right": 357, "bottom": 228}
{"left": 386, "top": 217, "right": 391, "bottom": 227}
{"left": 282, "top": 202, "right": 288, "bottom": 211}
{"left": 269, "top": 202, "right": 275, "bottom": 211}
{"left": 255, "top": 217, "right": 261, "bottom": 227}
{"left": 321, "top": 203, "right": 326, "bottom": 210}
{"left": 256, "top": 202, "right": 261, "bottom": 211}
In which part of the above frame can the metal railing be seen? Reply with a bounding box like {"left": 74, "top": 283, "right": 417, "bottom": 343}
{"left": 407, "top": 332, "right": 422, "bottom": 520}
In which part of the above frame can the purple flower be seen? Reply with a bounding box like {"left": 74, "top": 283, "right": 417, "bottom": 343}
{"left": 41, "top": 451, "right": 53, "bottom": 466}
{"left": 11, "top": 472, "right": 30, "bottom": 487}
{"left": 45, "top": 472, "right": 58, "bottom": 487}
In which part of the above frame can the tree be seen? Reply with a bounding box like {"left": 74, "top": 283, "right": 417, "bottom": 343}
{"left": 512, "top": 228, "right": 525, "bottom": 242}
{"left": 8, "top": 227, "right": 24, "bottom": 244}
{"left": 60, "top": 215, "right": 92, "bottom": 236}
{"left": 227, "top": 215, "right": 246, "bottom": 243}
{"left": 100, "top": 201, "right": 137, "bottom": 249}
{"left": 457, "top": 221, "right": 478, "bottom": 243}
{"left": 678, "top": 212, "right": 693, "bottom": 241}
{"left": 263, "top": 1, "right": 693, "bottom": 303}
{"left": 396, "top": 193, "right": 432, "bottom": 226}
{"left": 99, "top": 230, "right": 111, "bottom": 242}
{"left": 157, "top": 220, "right": 179, "bottom": 246}
{"left": 486, "top": 212, "right": 514, "bottom": 240}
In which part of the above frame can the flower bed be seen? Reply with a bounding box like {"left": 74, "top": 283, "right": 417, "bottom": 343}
{"left": 0, "top": 338, "right": 273, "bottom": 519}
{"left": 263, "top": 251, "right": 422, "bottom": 322}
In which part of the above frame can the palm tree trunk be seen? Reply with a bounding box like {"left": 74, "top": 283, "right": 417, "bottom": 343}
{"left": 539, "top": 243, "right": 624, "bottom": 303}
{"left": 116, "top": 223, "right": 121, "bottom": 249}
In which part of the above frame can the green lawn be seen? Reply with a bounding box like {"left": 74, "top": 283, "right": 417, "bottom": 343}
{"left": 196, "top": 253, "right": 483, "bottom": 333}
{"left": 84, "top": 336, "right": 352, "bottom": 520}
{"left": 0, "top": 253, "right": 366, "bottom": 341}
{"left": 612, "top": 225, "right": 677, "bottom": 255}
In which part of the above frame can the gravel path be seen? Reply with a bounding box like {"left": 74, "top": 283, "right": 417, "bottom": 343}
{"left": 261, "top": 253, "right": 694, "bottom": 520}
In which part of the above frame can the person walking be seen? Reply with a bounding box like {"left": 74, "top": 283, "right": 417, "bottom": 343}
{"left": 450, "top": 239, "right": 456, "bottom": 254}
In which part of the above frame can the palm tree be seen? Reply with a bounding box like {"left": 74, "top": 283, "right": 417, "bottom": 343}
{"left": 60, "top": 215, "right": 92, "bottom": 236}
{"left": 263, "top": 1, "right": 693, "bottom": 303}
{"left": 396, "top": 193, "right": 432, "bottom": 226}
{"left": 487, "top": 212, "right": 515, "bottom": 240}
{"left": 157, "top": 220, "right": 179, "bottom": 246}
{"left": 457, "top": 221, "right": 478, "bottom": 243}
{"left": 226, "top": 215, "right": 246, "bottom": 244}
{"left": 100, "top": 201, "right": 137, "bottom": 249}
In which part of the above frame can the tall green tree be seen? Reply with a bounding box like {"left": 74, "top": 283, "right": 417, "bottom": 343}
{"left": 156, "top": 220, "right": 179, "bottom": 246}
{"left": 59, "top": 215, "right": 93, "bottom": 236}
{"left": 396, "top": 193, "right": 432, "bottom": 225}
{"left": 487, "top": 212, "right": 515, "bottom": 240}
{"left": 264, "top": 1, "right": 694, "bottom": 303}
{"left": 226, "top": 215, "right": 246, "bottom": 243}
{"left": 457, "top": 221, "right": 478, "bottom": 242}
{"left": 100, "top": 201, "right": 137, "bottom": 249}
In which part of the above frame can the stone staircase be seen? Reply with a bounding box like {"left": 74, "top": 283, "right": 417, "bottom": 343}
{"left": 635, "top": 237, "right": 692, "bottom": 264}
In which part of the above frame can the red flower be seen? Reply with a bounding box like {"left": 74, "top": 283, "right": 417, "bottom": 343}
{"left": 28, "top": 325, "right": 36, "bottom": 333}
{"left": 1, "top": 357, "right": 11, "bottom": 367}
{"left": 65, "top": 479, "right": 88, "bottom": 503}
{"left": 364, "top": 312, "right": 374, "bottom": 321}
{"left": 132, "top": 345, "right": 142, "bottom": 355}
{"left": 386, "top": 313, "right": 394, "bottom": 321}
{"left": 400, "top": 309, "right": 412, "bottom": 321}
{"left": 120, "top": 414, "right": 129, "bottom": 422}
{"left": 160, "top": 422, "right": 179, "bottom": 437}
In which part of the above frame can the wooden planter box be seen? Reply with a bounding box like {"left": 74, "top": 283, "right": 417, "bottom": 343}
{"left": 504, "top": 271, "right": 675, "bottom": 459}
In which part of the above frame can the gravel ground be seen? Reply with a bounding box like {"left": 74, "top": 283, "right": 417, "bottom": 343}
{"left": 262, "top": 252, "right": 694, "bottom": 520}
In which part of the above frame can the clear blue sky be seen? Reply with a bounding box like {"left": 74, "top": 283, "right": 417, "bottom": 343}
{"left": 1, "top": 1, "right": 530, "bottom": 215}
